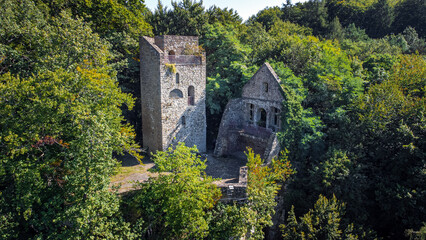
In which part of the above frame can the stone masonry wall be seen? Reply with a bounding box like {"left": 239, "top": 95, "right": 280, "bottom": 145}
{"left": 161, "top": 63, "right": 207, "bottom": 152}
{"left": 214, "top": 63, "right": 284, "bottom": 161}
{"left": 238, "top": 133, "right": 269, "bottom": 157}
{"left": 264, "top": 133, "right": 280, "bottom": 164}
{"left": 242, "top": 63, "right": 284, "bottom": 103}
{"left": 214, "top": 98, "right": 282, "bottom": 159}
{"left": 214, "top": 99, "right": 245, "bottom": 157}
{"left": 140, "top": 37, "right": 163, "bottom": 152}
{"left": 155, "top": 35, "right": 198, "bottom": 55}
{"left": 140, "top": 35, "right": 206, "bottom": 153}
{"left": 218, "top": 166, "right": 248, "bottom": 202}
{"left": 243, "top": 98, "right": 283, "bottom": 131}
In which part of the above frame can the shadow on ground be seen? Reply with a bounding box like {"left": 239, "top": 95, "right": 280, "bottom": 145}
{"left": 204, "top": 152, "right": 247, "bottom": 184}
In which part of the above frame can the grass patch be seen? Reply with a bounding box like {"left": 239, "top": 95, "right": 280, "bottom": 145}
{"left": 111, "top": 165, "right": 147, "bottom": 183}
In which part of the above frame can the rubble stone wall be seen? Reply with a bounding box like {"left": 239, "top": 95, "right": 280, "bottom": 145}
{"left": 154, "top": 35, "right": 198, "bottom": 55}
{"left": 214, "top": 99, "right": 245, "bottom": 157}
{"left": 161, "top": 63, "right": 206, "bottom": 152}
{"left": 140, "top": 35, "right": 206, "bottom": 153}
{"left": 140, "top": 36, "right": 163, "bottom": 152}
{"left": 242, "top": 63, "right": 284, "bottom": 102}
{"left": 214, "top": 63, "right": 284, "bottom": 161}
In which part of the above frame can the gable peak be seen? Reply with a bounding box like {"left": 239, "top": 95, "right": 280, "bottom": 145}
{"left": 258, "top": 62, "right": 280, "bottom": 83}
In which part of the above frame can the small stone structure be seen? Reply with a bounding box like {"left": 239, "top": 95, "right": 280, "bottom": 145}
{"left": 140, "top": 35, "right": 207, "bottom": 153}
{"left": 214, "top": 63, "right": 283, "bottom": 162}
{"left": 218, "top": 166, "right": 248, "bottom": 202}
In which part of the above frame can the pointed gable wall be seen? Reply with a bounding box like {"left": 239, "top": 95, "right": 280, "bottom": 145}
{"left": 241, "top": 63, "right": 284, "bottom": 102}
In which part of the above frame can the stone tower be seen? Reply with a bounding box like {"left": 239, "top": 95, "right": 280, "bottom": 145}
{"left": 140, "top": 35, "right": 206, "bottom": 153}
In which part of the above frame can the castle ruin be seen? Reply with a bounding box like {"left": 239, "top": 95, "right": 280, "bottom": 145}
{"left": 140, "top": 35, "right": 207, "bottom": 153}
{"left": 214, "top": 63, "right": 284, "bottom": 162}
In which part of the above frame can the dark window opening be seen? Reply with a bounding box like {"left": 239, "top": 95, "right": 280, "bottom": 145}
{"left": 176, "top": 73, "right": 180, "bottom": 84}
{"left": 181, "top": 116, "right": 186, "bottom": 126}
{"left": 263, "top": 82, "right": 269, "bottom": 92}
{"left": 188, "top": 86, "right": 195, "bottom": 105}
{"left": 272, "top": 107, "right": 280, "bottom": 130}
{"left": 258, "top": 108, "right": 267, "bottom": 128}
{"left": 249, "top": 104, "right": 254, "bottom": 122}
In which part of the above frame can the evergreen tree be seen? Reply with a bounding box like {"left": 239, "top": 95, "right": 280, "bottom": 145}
{"left": 365, "top": 0, "right": 394, "bottom": 38}
{"left": 329, "top": 16, "right": 344, "bottom": 40}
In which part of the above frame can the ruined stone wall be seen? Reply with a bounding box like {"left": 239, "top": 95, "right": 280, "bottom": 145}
{"left": 140, "top": 37, "right": 163, "bottom": 152}
{"left": 161, "top": 63, "right": 207, "bottom": 152}
{"left": 238, "top": 133, "right": 269, "bottom": 157}
{"left": 214, "top": 99, "right": 245, "bottom": 157}
{"left": 214, "top": 63, "right": 285, "bottom": 161}
{"left": 242, "top": 63, "right": 284, "bottom": 103}
{"left": 217, "top": 166, "right": 248, "bottom": 202}
{"left": 141, "top": 35, "right": 206, "bottom": 153}
{"left": 243, "top": 98, "right": 282, "bottom": 131}
{"left": 264, "top": 133, "right": 281, "bottom": 164}
{"left": 155, "top": 35, "right": 198, "bottom": 55}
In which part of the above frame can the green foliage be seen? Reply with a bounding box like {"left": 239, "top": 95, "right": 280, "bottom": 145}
{"left": 206, "top": 6, "right": 242, "bottom": 25}
{"left": 393, "top": 0, "right": 426, "bottom": 38}
{"left": 281, "top": 195, "right": 363, "bottom": 240}
{"left": 319, "top": 149, "right": 352, "bottom": 188}
{"left": 329, "top": 16, "right": 344, "bottom": 40}
{"left": 206, "top": 203, "right": 247, "bottom": 239}
{"left": 165, "top": 63, "right": 177, "bottom": 74}
{"left": 122, "top": 143, "right": 221, "bottom": 239}
{"left": 245, "top": 148, "right": 295, "bottom": 239}
{"left": 149, "top": 0, "right": 207, "bottom": 36}
{"left": 0, "top": 1, "right": 114, "bottom": 77}
{"left": 365, "top": 0, "right": 395, "bottom": 38}
{"left": 405, "top": 223, "right": 426, "bottom": 240}
{"left": 344, "top": 55, "right": 425, "bottom": 237}
{"left": 242, "top": 22, "right": 276, "bottom": 65}
{"left": 0, "top": 66, "right": 139, "bottom": 239}
{"left": 281, "top": 0, "right": 329, "bottom": 36}
{"left": 0, "top": 3, "right": 142, "bottom": 237}
{"left": 269, "top": 20, "right": 313, "bottom": 37}
{"left": 40, "top": 0, "right": 153, "bottom": 39}
{"left": 343, "top": 24, "right": 370, "bottom": 42}
{"left": 248, "top": 6, "right": 283, "bottom": 31}
{"left": 202, "top": 23, "right": 251, "bottom": 77}
{"left": 339, "top": 37, "right": 403, "bottom": 61}
{"left": 282, "top": 0, "right": 424, "bottom": 39}
{"left": 401, "top": 26, "right": 426, "bottom": 54}
{"left": 1, "top": 0, "right": 425, "bottom": 238}
{"left": 362, "top": 53, "right": 397, "bottom": 86}
{"left": 33, "top": 0, "right": 153, "bottom": 145}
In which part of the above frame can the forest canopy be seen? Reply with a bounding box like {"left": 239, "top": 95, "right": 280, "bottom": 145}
{"left": 1, "top": 0, "right": 425, "bottom": 239}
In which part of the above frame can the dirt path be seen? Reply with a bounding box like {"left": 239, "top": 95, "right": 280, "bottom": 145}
{"left": 110, "top": 152, "right": 246, "bottom": 193}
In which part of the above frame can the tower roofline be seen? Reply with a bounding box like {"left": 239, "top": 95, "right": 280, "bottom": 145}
{"left": 141, "top": 36, "right": 163, "bottom": 54}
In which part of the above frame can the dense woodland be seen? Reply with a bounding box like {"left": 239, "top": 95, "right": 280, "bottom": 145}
{"left": 0, "top": 0, "right": 425, "bottom": 239}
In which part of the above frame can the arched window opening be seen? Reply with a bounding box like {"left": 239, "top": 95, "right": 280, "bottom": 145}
{"left": 181, "top": 116, "right": 186, "bottom": 126}
{"left": 263, "top": 82, "right": 269, "bottom": 92}
{"left": 168, "top": 50, "right": 175, "bottom": 55}
{"left": 188, "top": 86, "right": 195, "bottom": 105}
{"left": 272, "top": 107, "right": 281, "bottom": 131}
{"left": 249, "top": 104, "right": 254, "bottom": 123}
{"left": 169, "top": 89, "right": 183, "bottom": 99}
{"left": 258, "top": 108, "right": 267, "bottom": 128}
{"left": 176, "top": 73, "right": 180, "bottom": 84}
